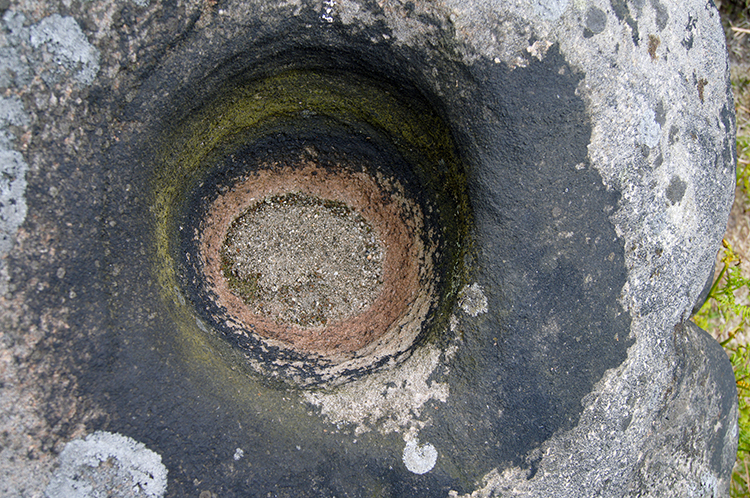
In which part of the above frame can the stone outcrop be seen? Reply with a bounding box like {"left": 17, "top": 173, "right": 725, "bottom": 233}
{"left": 0, "top": 0, "right": 737, "bottom": 496}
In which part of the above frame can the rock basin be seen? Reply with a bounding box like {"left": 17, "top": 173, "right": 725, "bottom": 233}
{"left": 0, "top": 0, "right": 738, "bottom": 496}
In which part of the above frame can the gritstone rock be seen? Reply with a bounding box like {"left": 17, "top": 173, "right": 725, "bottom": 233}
{"left": 0, "top": 0, "right": 737, "bottom": 496}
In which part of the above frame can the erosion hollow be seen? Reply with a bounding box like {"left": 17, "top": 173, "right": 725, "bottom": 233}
{"left": 152, "top": 68, "right": 471, "bottom": 385}
{"left": 3, "top": 0, "right": 739, "bottom": 495}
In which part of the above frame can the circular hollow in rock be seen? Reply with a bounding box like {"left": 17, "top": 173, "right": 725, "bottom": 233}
{"left": 199, "top": 158, "right": 433, "bottom": 357}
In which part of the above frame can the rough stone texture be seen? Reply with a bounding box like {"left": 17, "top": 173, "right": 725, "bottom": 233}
{"left": 0, "top": 0, "right": 738, "bottom": 497}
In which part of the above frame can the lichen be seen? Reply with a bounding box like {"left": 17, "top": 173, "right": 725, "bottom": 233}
{"left": 29, "top": 14, "right": 100, "bottom": 86}
{"left": 0, "top": 96, "right": 29, "bottom": 295}
{"left": 402, "top": 437, "right": 438, "bottom": 475}
{"left": 458, "top": 283, "right": 488, "bottom": 317}
{"left": 45, "top": 431, "right": 168, "bottom": 498}
{"left": 302, "top": 345, "right": 449, "bottom": 434}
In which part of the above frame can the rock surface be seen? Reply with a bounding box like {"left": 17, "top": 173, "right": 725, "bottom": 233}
{"left": 0, "top": 0, "right": 738, "bottom": 496}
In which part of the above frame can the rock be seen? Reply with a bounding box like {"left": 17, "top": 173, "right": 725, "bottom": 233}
{"left": 0, "top": 0, "right": 737, "bottom": 496}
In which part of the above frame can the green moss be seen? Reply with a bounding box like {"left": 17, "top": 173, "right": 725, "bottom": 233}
{"left": 220, "top": 252, "right": 262, "bottom": 304}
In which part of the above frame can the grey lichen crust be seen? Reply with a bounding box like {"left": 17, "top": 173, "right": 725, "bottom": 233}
{"left": 0, "top": 9, "right": 101, "bottom": 295}
{"left": 45, "top": 431, "right": 168, "bottom": 498}
{"left": 302, "top": 344, "right": 451, "bottom": 435}
{"left": 0, "top": 95, "right": 29, "bottom": 293}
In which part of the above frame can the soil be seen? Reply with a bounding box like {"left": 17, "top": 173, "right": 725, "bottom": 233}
{"left": 221, "top": 192, "right": 384, "bottom": 328}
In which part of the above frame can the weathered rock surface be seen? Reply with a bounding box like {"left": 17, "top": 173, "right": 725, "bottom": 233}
{"left": 0, "top": 0, "right": 737, "bottom": 496}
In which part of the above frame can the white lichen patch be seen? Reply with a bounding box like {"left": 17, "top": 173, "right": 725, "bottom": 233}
{"left": 458, "top": 283, "right": 488, "bottom": 317}
{"left": 638, "top": 108, "right": 661, "bottom": 149}
{"left": 321, "top": 0, "right": 336, "bottom": 23}
{"left": 0, "top": 96, "right": 29, "bottom": 253}
{"left": 302, "top": 345, "right": 448, "bottom": 435}
{"left": 45, "top": 431, "right": 168, "bottom": 498}
{"left": 402, "top": 436, "right": 437, "bottom": 475}
{"left": 533, "top": 0, "right": 569, "bottom": 20}
{"left": 30, "top": 14, "right": 101, "bottom": 86}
